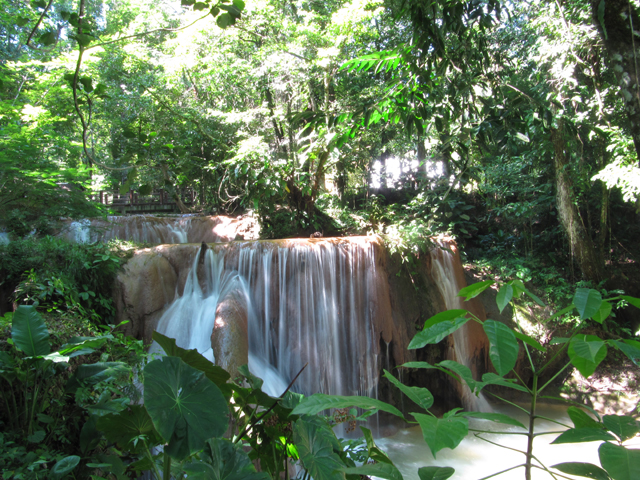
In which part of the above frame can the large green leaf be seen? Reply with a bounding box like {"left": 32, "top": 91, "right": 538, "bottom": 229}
{"left": 567, "top": 407, "right": 602, "bottom": 429}
{"left": 513, "top": 331, "right": 544, "bottom": 351}
{"left": 460, "top": 412, "right": 526, "bottom": 429}
{"left": 58, "top": 336, "right": 110, "bottom": 357}
{"left": 96, "top": 405, "right": 163, "bottom": 453}
{"left": 599, "top": 443, "right": 640, "bottom": 480}
{"left": 412, "top": 412, "right": 468, "bottom": 458}
{"left": 360, "top": 426, "right": 393, "bottom": 464}
{"left": 421, "top": 310, "right": 468, "bottom": 329}
{"left": 496, "top": 285, "right": 513, "bottom": 313}
{"left": 457, "top": 280, "right": 493, "bottom": 301}
{"left": 75, "top": 361, "right": 130, "bottom": 384}
{"left": 610, "top": 339, "right": 640, "bottom": 366}
{"left": 383, "top": 369, "right": 434, "bottom": 410}
{"left": 152, "top": 331, "right": 231, "bottom": 389}
{"left": 568, "top": 335, "right": 607, "bottom": 378}
{"left": 144, "top": 356, "right": 229, "bottom": 460}
{"left": 11, "top": 305, "right": 50, "bottom": 357}
{"left": 437, "top": 360, "right": 478, "bottom": 391}
{"left": 592, "top": 301, "right": 612, "bottom": 324}
{"left": 408, "top": 317, "right": 469, "bottom": 349}
{"left": 620, "top": 295, "right": 640, "bottom": 309}
{"left": 483, "top": 319, "right": 518, "bottom": 376}
{"left": 551, "top": 462, "right": 611, "bottom": 480}
{"left": 67, "top": 362, "right": 131, "bottom": 393}
{"left": 183, "top": 438, "right": 269, "bottom": 480}
{"left": 417, "top": 466, "right": 455, "bottom": 480}
{"left": 401, "top": 361, "right": 438, "bottom": 370}
{"left": 573, "top": 288, "right": 602, "bottom": 320}
{"left": 291, "top": 393, "right": 403, "bottom": 418}
{"left": 552, "top": 428, "right": 616, "bottom": 444}
{"left": 85, "top": 397, "right": 130, "bottom": 417}
{"left": 602, "top": 415, "right": 639, "bottom": 442}
{"left": 293, "top": 416, "right": 345, "bottom": 480}
{"left": 511, "top": 280, "right": 545, "bottom": 306}
{"left": 341, "top": 464, "right": 402, "bottom": 480}
{"left": 480, "top": 372, "right": 530, "bottom": 393}
{"left": 79, "top": 416, "right": 100, "bottom": 454}
{"left": 50, "top": 456, "right": 80, "bottom": 479}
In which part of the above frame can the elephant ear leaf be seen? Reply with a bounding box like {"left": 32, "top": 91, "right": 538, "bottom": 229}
{"left": 144, "top": 356, "right": 229, "bottom": 461}
{"left": 183, "top": 437, "right": 269, "bottom": 480}
{"left": 12, "top": 305, "right": 50, "bottom": 357}
{"left": 293, "top": 416, "right": 345, "bottom": 480}
{"left": 152, "top": 331, "right": 231, "bottom": 391}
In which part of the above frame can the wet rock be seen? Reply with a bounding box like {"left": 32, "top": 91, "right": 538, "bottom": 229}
{"left": 114, "top": 250, "right": 177, "bottom": 341}
{"left": 211, "top": 295, "right": 249, "bottom": 379}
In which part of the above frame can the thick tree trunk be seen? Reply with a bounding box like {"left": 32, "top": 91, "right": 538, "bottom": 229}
{"left": 551, "top": 121, "right": 605, "bottom": 283}
{"left": 592, "top": 0, "right": 640, "bottom": 164}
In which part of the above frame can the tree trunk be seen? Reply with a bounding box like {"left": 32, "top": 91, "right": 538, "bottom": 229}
{"left": 161, "top": 165, "right": 189, "bottom": 214}
{"left": 592, "top": 0, "right": 640, "bottom": 164}
{"left": 551, "top": 120, "right": 604, "bottom": 283}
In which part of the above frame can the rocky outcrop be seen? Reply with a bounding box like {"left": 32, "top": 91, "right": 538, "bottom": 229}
{"left": 211, "top": 295, "right": 249, "bottom": 379}
{"left": 114, "top": 249, "right": 178, "bottom": 340}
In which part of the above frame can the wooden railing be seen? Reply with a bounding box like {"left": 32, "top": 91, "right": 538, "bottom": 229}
{"left": 88, "top": 189, "right": 196, "bottom": 212}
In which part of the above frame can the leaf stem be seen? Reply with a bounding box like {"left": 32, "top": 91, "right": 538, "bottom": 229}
{"left": 538, "top": 361, "right": 572, "bottom": 395}
{"left": 163, "top": 451, "right": 171, "bottom": 480}
{"left": 477, "top": 463, "right": 525, "bottom": 480}
{"left": 525, "top": 374, "right": 538, "bottom": 480}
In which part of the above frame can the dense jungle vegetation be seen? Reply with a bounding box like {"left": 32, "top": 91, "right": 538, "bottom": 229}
{"left": 1, "top": 0, "right": 640, "bottom": 479}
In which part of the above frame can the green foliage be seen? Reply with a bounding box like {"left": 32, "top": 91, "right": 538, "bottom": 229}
{"left": 412, "top": 413, "right": 468, "bottom": 458}
{"left": 144, "top": 356, "right": 229, "bottom": 460}
{"left": 76, "top": 334, "right": 405, "bottom": 480}
{"left": 400, "top": 280, "right": 640, "bottom": 478}
{"left": 293, "top": 415, "right": 347, "bottom": 480}
{"left": 295, "top": 278, "right": 639, "bottom": 479}
{"left": 0, "top": 305, "right": 144, "bottom": 479}
{"left": 0, "top": 237, "right": 127, "bottom": 323}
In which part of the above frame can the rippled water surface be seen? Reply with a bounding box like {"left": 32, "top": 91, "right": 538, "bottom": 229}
{"left": 376, "top": 404, "right": 603, "bottom": 480}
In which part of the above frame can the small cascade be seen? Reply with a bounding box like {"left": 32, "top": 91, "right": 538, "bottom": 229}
{"left": 152, "top": 237, "right": 387, "bottom": 399}
{"left": 430, "top": 238, "right": 492, "bottom": 412}
{"left": 61, "top": 215, "right": 247, "bottom": 244}
{"left": 68, "top": 219, "right": 92, "bottom": 243}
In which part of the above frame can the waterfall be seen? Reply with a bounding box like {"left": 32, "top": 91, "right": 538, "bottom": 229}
{"left": 152, "top": 237, "right": 383, "bottom": 399}
{"left": 430, "top": 238, "right": 492, "bottom": 412}
{"left": 121, "top": 232, "right": 490, "bottom": 412}
{"left": 61, "top": 215, "right": 244, "bottom": 244}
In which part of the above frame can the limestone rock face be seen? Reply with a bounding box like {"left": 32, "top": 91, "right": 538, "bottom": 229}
{"left": 114, "top": 249, "right": 177, "bottom": 340}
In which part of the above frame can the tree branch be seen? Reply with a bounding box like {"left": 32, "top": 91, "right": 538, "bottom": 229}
{"left": 86, "top": 13, "right": 211, "bottom": 51}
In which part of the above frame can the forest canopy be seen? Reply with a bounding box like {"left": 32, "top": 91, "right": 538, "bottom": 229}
{"left": 2, "top": 0, "right": 640, "bottom": 298}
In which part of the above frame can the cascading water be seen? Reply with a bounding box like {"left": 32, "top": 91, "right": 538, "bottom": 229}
{"left": 152, "top": 237, "right": 384, "bottom": 399}
{"left": 153, "top": 249, "right": 246, "bottom": 362}
{"left": 431, "top": 238, "right": 492, "bottom": 412}
{"left": 62, "top": 214, "right": 244, "bottom": 244}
